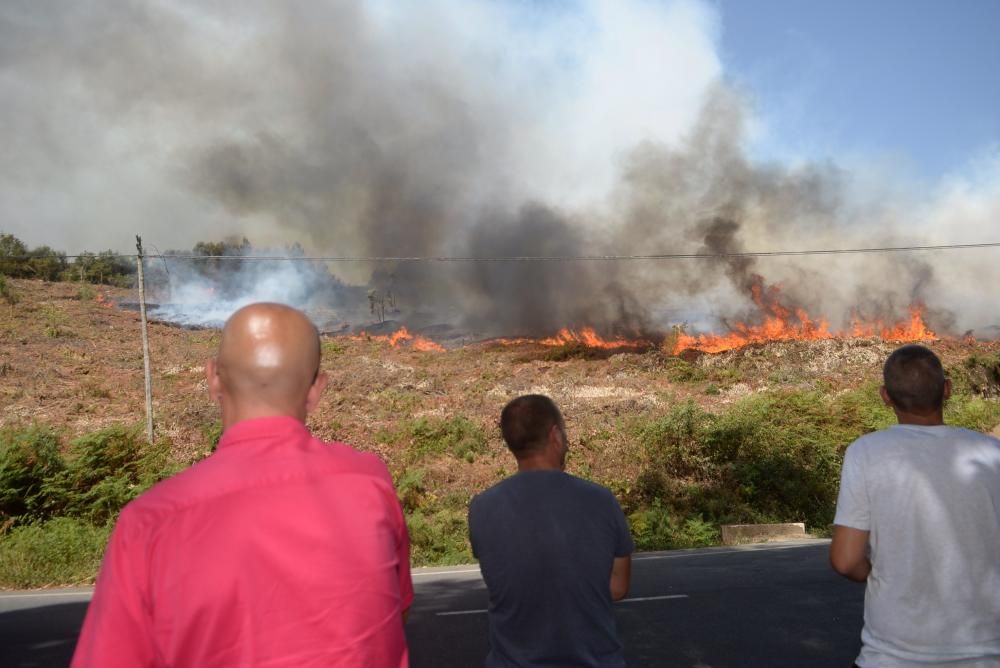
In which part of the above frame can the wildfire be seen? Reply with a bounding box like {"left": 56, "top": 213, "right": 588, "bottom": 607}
{"left": 347, "top": 326, "right": 446, "bottom": 352}
{"left": 849, "top": 307, "right": 937, "bottom": 341}
{"left": 495, "top": 327, "right": 650, "bottom": 350}
{"left": 333, "top": 275, "right": 938, "bottom": 356}
{"left": 672, "top": 275, "right": 937, "bottom": 354}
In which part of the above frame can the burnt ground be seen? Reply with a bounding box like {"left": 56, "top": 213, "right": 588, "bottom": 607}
{"left": 2, "top": 278, "right": 999, "bottom": 499}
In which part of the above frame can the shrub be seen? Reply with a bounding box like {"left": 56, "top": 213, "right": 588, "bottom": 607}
{"left": 382, "top": 416, "right": 488, "bottom": 463}
{"left": 829, "top": 382, "right": 895, "bottom": 434}
{"left": 701, "top": 391, "right": 845, "bottom": 529}
{"left": 674, "top": 515, "right": 720, "bottom": 548}
{"left": 45, "top": 426, "right": 176, "bottom": 524}
{"left": 0, "top": 426, "right": 65, "bottom": 524}
{"left": 631, "top": 469, "right": 668, "bottom": 507}
{"left": 628, "top": 502, "right": 721, "bottom": 551}
{"left": 406, "top": 505, "right": 473, "bottom": 566}
{"left": 202, "top": 420, "right": 224, "bottom": 452}
{"left": 945, "top": 396, "right": 1000, "bottom": 431}
{"left": 661, "top": 357, "right": 707, "bottom": 383}
{"left": 0, "top": 275, "right": 17, "bottom": 306}
{"left": 0, "top": 518, "right": 112, "bottom": 588}
{"left": 636, "top": 400, "right": 712, "bottom": 479}
{"left": 395, "top": 468, "right": 427, "bottom": 513}
{"left": 628, "top": 500, "right": 675, "bottom": 551}
{"left": 948, "top": 353, "right": 1000, "bottom": 398}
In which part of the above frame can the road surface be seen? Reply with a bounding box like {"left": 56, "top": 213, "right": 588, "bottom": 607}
{"left": 0, "top": 540, "right": 863, "bottom": 667}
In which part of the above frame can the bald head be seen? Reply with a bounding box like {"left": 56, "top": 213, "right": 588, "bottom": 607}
{"left": 208, "top": 303, "right": 326, "bottom": 425}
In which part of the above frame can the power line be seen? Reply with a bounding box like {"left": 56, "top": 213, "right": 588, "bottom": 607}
{"left": 5, "top": 240, "right": 1000, "bottom": 262}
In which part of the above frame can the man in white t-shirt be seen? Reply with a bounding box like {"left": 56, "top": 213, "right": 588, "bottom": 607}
{"left": 831, "top": 344, "right": 1000, "bottom": 667}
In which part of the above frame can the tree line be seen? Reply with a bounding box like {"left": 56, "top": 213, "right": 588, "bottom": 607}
{"left": 0, "top": 233, "right": 304, "bottom": 287}
{"left": 0, "top": 233, "right": 135, "bottom": 286}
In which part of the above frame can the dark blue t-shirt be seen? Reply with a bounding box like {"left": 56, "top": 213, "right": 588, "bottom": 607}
{"left": 468, "top": 470, "right": 634, "bottom": 668}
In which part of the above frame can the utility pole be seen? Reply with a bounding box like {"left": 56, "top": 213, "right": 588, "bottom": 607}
{"left": 136, "top": 235, "right": 154, "bottom": 443}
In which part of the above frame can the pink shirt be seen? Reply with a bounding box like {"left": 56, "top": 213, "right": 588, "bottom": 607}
{"left": 73, "top": 416, "right": 413, "bottom": 668}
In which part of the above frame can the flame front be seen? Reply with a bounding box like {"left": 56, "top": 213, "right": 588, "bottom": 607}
{"left": 539, "top": 327, "right": 649, "bottom": 349}
{"left": 340, "top": 276, "right": 938, "bottom": 356}
{"left": 672, "top": 278, "right": 937, "bottom": 356}
{"left": 348, "top": 326, "right": 446, "bottom": 352}
{"left": 670, "top": 274, "right": 938, "bottom": 354}
{"left": 495, "top": 327, "right": 650, "bottom": 350}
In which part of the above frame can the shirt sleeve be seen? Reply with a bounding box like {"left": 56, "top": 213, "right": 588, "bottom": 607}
{"left": 833, "top": 442, "right": 870, "bottom": 531}
{"left": 610, "top": 494, "right": 635, "bottom": 557}
{"left": 392, "top": 493, "right": 415, "bottom": 612}
{"left": 467, "top": 496, "right": 480, "bottom": 560}
{"left": 72, "top": 509, "right": 155, "bottom": 668}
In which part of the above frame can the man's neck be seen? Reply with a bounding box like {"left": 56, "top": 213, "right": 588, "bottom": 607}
{"left": 516, "top": 457, "right": 563, "bottom": 473}
{"left": 895, "top": 410, "right": 945, "bottom": 426}
{"left": 222, "top": 404, "right": 306, "bottom": 430}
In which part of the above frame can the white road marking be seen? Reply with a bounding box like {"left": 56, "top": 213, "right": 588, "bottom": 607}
{"left": 435, "top": 594, "right": 689, "bottom": 616}
{"left": 415, "top": 541, "right": 827, "bottom": 577}
{"left": 620, "top": 594, "right": 689, "bottom": 603}
{"left": 413, "top": 568, "right": 481, "bottom": 577}
{"left": 0, "top": 591, "right": 93, "bottom": 600}
{"left": 633, "top": 542, "right": 826, "bottom": 561}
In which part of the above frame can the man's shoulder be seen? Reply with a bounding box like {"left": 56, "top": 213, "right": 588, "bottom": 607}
{"left": 471, "top": 471, "right": 618, "bottom": 509}
{"left": 319, "top": 439, "right": 394, "bottom": 481}
{"left": 125, "top": 437, "right": 393, "bottom": 524}
{"left": 564, "top": 473, "right": 618, "bottom": 496}
{"left": 469, "top": 476, "right": 509, "bottom": 509}
{"left": 849, "top": 425, "right": 1000, "bottom": 451}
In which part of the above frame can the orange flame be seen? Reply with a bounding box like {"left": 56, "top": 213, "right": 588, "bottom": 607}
{"left": 348, "top": 326, "right": 446, "bottom": 352}
{"left": 495, "top": 327, "right": 650, "bottom": 350}
{"left": 673, "top": 305, "right": 938, "bottom": 355}
{"left": 673, "top": 277, "right": 937, "bottom": 354}
{"left": 849, "top": 306, "right": 937, "bottom": 341}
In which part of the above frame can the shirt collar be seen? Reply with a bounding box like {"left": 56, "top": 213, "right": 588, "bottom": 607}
{"left": 217, "top": 415, "right": 311, "bottom": 451}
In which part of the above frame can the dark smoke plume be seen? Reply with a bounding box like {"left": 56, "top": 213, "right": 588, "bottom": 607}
{"left": 2, "top": 1, "right": 998, "bottom": 336}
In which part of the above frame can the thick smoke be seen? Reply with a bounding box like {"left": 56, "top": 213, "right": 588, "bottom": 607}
{"left": 2, "top": 1, "right": 999, "bottom": 336}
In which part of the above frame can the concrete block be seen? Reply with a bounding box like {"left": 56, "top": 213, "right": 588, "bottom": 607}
{"left": 720, "top": 523, "right": 807, "bottom": 545}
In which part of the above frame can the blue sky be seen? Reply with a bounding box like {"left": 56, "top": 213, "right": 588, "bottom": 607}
{"left": 714, "top": 0, "right": 1000, "bottom": 181}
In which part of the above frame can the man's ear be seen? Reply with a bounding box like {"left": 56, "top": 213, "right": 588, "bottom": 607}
{"left": 943, "top": 378, "right": 952, "bottom": 402}
{"left": 205, "top": 358, "right": 222, "bottom": 405}
{"left": 547, "top": 423, "right": 562, "bottom": 449}
{"left": 305, "top": 370, "right": 330, "bottom": 415}
{"left": 879, "top": 385, "right": 894, "bottom": 408}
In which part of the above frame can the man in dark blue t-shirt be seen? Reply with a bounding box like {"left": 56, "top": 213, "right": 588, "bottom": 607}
{"left": 468, "top": 394, "right": 634, "bottom": 668}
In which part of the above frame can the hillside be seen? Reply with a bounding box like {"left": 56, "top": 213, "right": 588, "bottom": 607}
{"left": 2, "top": 278, "right": 1000, "bottom": 581}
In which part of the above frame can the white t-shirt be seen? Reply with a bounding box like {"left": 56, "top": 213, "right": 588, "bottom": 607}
{"left": 834, "top": 424, "right": 1000, "bottom": 667}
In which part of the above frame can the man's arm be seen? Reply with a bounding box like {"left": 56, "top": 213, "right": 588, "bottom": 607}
{"left": 72, "top": 513, "right": 155, "bottom": 667}
{"left": 610, "top": 555, "right": 631, "bottom": 601}
{"left": 391, "top": 494, "right": 414, "bottom": 624}
{"left": 829, "top": 525, "right": 871, "bottom": 582}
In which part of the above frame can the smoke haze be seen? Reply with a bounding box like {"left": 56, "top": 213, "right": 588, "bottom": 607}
{"left": 2, "top": 0, "right": 999, "bottom": 337}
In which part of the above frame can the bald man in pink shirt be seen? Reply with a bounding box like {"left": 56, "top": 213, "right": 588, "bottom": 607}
{"left": 73, "top": 303, "right": 413, "bottom": 667}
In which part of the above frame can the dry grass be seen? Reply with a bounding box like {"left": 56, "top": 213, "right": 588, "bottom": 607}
{"left": 2, "top": 278, "right": 999, "bottom": 506}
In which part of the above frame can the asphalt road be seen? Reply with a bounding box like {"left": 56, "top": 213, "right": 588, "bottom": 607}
{"left": 0, "top": 540, "right": 863, "bottom": 667}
